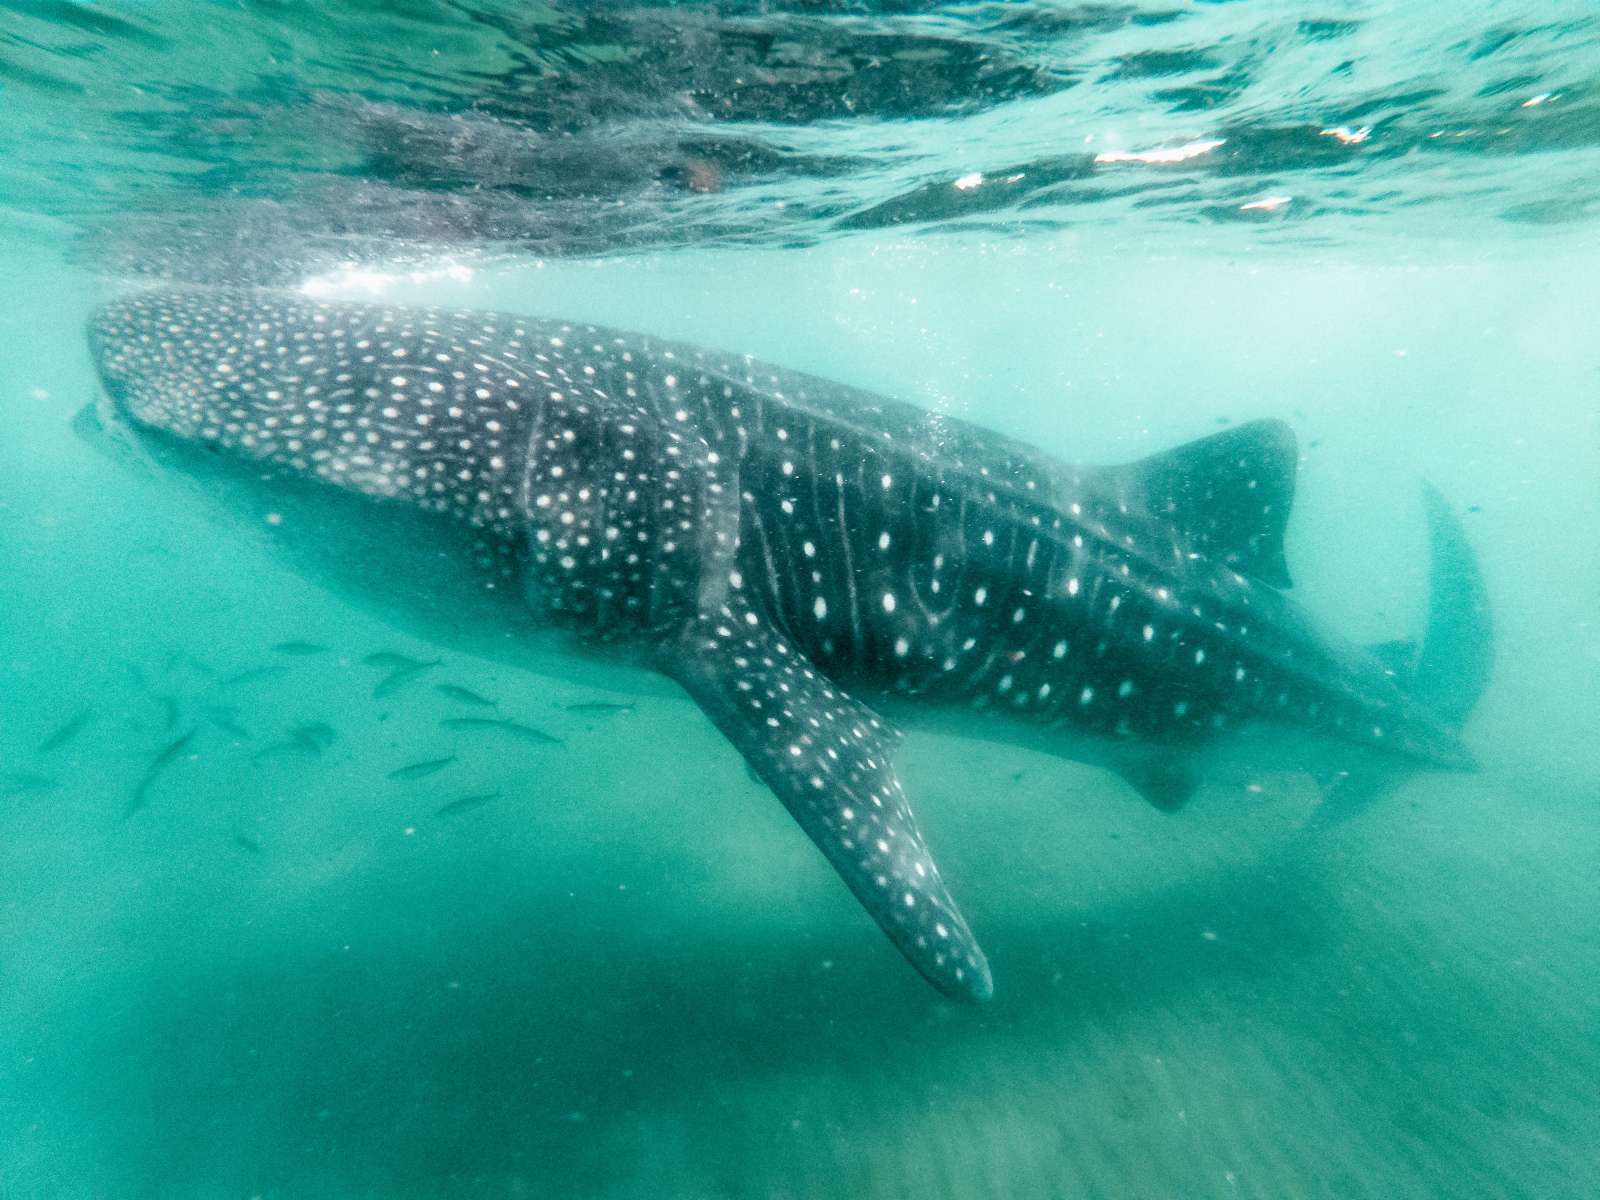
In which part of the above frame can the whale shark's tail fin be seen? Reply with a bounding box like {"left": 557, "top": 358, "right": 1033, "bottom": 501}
{"left": 1309, "top": 484, "right": 1492, "bottom": 828}
{"left": 1412, "top": 481, "right": 1494, "bottom": 729}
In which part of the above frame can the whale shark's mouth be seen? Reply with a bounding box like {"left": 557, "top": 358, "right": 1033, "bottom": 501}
{"left": 86, "top": 297, "right": 208, "bottom": 439}
{"left": 71, "top": 398, "right": 157, "bottom": 478}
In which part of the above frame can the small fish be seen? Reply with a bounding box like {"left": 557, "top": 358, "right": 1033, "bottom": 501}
{"left": 387, "top": 755, "right": 458, "bottom": 781}
{"left": 290, "top": 721, "right": 336, "bottom": 752}
{"left": 440, "top": 717, "right": 564, "bottom": 745}
{"left": 156, "top": 695, "right": 180, "bottom": 730}
{"left": 219, "top": 664, "right": 287, "bottom": 689}
{"left": 1, "top": 772, "right": 59, "bottom": 798}
{"left": 433, "top": 790, "right": 501, "bottom": 818}
{"left": 200, "top": 704, "right": 251, "bottom": 739}
{"left": 373, "top": 660, "right": 440, "bottom": 699}
{"left": 1467, "top": 504, "right": 1482, "bottom": 513}
{"left": 39, "top": 708, "right": 94, "bottom": 753}
{"left": 273, "top": 640, "right": 330, "bottom": 656}
{"left": 233, "top": 834, "right": 263, "bottom": 855}
{"left": 564, "top": 701, "right": 635, "bottom": 715}
{"left": 362, "top": 650, "right": 428, "bottom": 670}
{"left": 127, "top": 728, "right": 197, "bottom": 817}
{"left": 435, "top": 683, "right": 498, "bottom": 707}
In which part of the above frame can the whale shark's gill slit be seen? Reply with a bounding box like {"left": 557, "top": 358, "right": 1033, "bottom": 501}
{"left": 658, "top": 594, "right": 992, "bottom": 1003}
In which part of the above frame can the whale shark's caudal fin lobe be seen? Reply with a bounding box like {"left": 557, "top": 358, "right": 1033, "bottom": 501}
{"left": 1415, "top": 481, "right": 1494, "bottom": 729}
{"left": 1362, "top": 486, "right": 1493, "bottom": 730}
{"left": 659, "top": 597, "right": 993, "bottom": 1002}
{"left": 1309, "top": 484, "right": 1492, "bottom": 829}
{"left": 1095, "top": 419, "right": 1298, "bottom": 588}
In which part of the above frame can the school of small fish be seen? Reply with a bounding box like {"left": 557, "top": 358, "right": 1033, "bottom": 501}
{"left": 8, "top": 639, "right": 632, "bottom": 845}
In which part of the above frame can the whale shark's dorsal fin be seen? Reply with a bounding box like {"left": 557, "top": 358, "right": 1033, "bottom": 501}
{"left": 1096, "top": 419, "right": 1299, "bottom": 589}
{"left": 658, "top": 596, "right": 993, "bottom": 1002}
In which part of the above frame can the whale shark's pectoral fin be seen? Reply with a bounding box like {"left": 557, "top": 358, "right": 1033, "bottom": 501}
{"left": 1097, "top": 419, "right": 1299, "bottom": 589}
{"left": 657, "top": 600, "right": 993, "bottom": 1002}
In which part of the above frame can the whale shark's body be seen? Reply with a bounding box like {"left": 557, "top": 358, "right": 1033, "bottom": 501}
{"left": 87, "top": 287, "right": 1492, "bottom": 1000}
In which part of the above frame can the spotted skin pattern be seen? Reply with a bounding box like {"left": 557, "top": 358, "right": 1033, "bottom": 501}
{"left": 89, "top": 287, "right": 1483, "bottom": 1001}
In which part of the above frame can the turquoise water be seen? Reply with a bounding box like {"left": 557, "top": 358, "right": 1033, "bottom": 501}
{"left": 3, "top": 3, "right": 1598, "bottom": 1196}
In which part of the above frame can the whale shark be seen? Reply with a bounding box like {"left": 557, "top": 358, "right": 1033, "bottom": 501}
{"left": 86, "top": 286, "right": 1492, "bottom": 1001}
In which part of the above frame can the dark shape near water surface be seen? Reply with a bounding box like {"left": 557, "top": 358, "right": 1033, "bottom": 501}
{"left": 565, "top": 701, "right": 636, "bottom": 715}
{"left": 387, "top": 754, "right": 458, "bottom": 781}
{"left": 127, "top": 727, "right": 198, "bottom": 817}
{"left": 441, "top": 716, "right": 564, "bottom": 746}
{"left": 85, "top": 287, "right": 1494, "bottom": 1001}
{"left": 38, "top": 708, "right": 94, "bottom": 753}
{"left": 435, "top": 682, "right": 498, "bottom": 707}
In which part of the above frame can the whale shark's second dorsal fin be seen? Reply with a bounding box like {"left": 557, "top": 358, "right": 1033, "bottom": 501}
{"left": 1095, "top": 419, "right": 1298, "bottom": 589}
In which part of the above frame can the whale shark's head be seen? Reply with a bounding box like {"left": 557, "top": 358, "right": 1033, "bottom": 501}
{"left": 86, "top": 288, "right": 542, "bottom": 532}
{"left": 83, "top": 288, "right": 586, "bottom": 670}
{"left": 88, "top": 291, "right": 216, "bottom": 439}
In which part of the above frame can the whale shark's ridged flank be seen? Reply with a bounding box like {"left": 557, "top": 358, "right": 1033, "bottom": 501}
{"left": 87, "top": 286, "right": 1492, "bottom": 1000}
